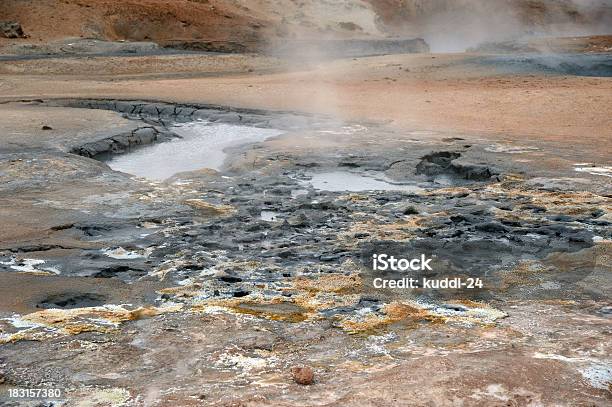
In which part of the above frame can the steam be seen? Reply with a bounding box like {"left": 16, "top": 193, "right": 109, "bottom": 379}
{"left": 369, "top": 0, "right": 612, "bottom": 52}
{"left": 257, "top": 0, "right": 612, "bottom": 121}
{"left": 262, "top": 1, "right": 363, "bottom": 120}
{"left": 259, "top": 1, "right": 612, "bottom": 56}
{"left": 416, "top": 3, "right": 526, "bottom": 52}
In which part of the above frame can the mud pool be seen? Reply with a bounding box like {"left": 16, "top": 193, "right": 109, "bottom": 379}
{"left": 106, "top": 121, "right": 284, "bottom": 180}
{"left": 301, "top": 171, "right": 424, "bottom": 192}
{"left": 0, "top": 99, "right": 610, "bottom": 406}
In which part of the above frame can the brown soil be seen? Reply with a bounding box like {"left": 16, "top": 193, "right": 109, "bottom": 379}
{"left": 1, "top": 53, "right": 610, "bottom": 161}
{"left": 2, "top": 0, "right": 611, "bottom": 52}
{"left": 0, "top": 0, "right": 385, "bottom": 50}
{"left": 0, "top": 273, "right": 165, "bottom": 314}
{"left": 0, "top": 0, "right": 269, "bottom": 45}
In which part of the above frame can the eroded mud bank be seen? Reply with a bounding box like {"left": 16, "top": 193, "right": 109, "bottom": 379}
{"left": 0, "top": 100, "right": 610, "bottom": 405}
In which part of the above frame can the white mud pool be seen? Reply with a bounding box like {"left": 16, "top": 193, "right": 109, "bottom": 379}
{"left": 107, "top": 121, "right": 283, "bottom": 180}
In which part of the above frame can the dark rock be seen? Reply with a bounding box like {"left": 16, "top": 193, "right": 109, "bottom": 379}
{"left": 234, "top": 233, "right": 267, "bottom": 243}
{"left": 36, "top": 292, "right": 106, "bottom": 309}
{"left": 115, "top": 101, "right": 136, "bottom": 113}
{"left": 0, "top": 21, "right": 26, "bottom": 38}
{"left": 400, "top": 205, "right": 419, "bottom": 215}
{"left": 140, "top": 104, "right": 163, "bottom": 116}
{"left": 416, "top": 151, "right": 495, "bottom": 181}
{"left": 71, "top": 126, "right": 177, "bottom": 158}
{"left": 217, "top": 271, "right": 242, "bottom": 283}
{"left": 132, "top": 127, "right": 158, "bottom": 144}
{"left": 338, "top": 161, "right": 361, "bottom": 168}
{"left": 567, "top": 232, "right": 592, "bottom": 243}
{"left": 295, "top": 162, "right": 320, "bottom": 168}
{"left": 41, "top": 125, "right": 53, "bottom": 130}
{"left": 71, "top": 139, "right": 113, "bottom": 158}
{"left": 455, "top": 163, "right": 493, "bottom": 180}
{"left": 276, "top": 250, "right": 294, "bottom": 259}
{"left": 319, "top": 252, "right": 346, "bottom": 261}
{"left": 500, "top": 219, "right": 522, "bottom": 227}
{"left": 523, "top": 204, "right": 547, "bottom": 213}
{"left": 418, "top": 152, "right": 461, "bottom": 172}
{"left": 475, "top": 222, "right": 508, "bottom": 233}
{"left": 549, "top": 214, "right": 575, "bottom": 222}
{"left": 450, "top": 215, "right": 468, "bottom": 223}
{"left": 300, "top": 200, "right": 336, "bottom": 210}
{"left": 93, "top": 265, "right": 148, "bottom": 279}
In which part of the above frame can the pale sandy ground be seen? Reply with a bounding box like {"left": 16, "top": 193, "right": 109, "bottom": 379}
{"left": 1, "top": 53, "right": 611, "bottom": 162}
{"left": 0, "top": 104, "right": 138, "bottom": 150}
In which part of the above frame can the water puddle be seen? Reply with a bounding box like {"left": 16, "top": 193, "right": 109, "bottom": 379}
{"left": 106, "top": 122, "right": 283, "bottom": 180}
{"left": 0, "top": 257, "right": 60, "bottom": 274}
{"left": 574, "top": 164, "right": 612, "bottom": 178}
{"left": 302, "top": 171, "right": 423, "bottom": 192}
{"left": 260, "top": 211, "right": 280, "bottom": 222}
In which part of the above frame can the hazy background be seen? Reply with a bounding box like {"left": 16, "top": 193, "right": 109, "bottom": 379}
{"left": 2, "top": 0, "right": 611, "bottom": 52}
{"left": 368, "top": 0, "right": 612, "bottom": 51}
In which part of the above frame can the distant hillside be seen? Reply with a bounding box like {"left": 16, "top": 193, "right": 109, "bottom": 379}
{"left": 366, "top": 0, "right": 612, "bottom": 50}
{"left": 1, "top": 0, "right": 611, "bottom": 51}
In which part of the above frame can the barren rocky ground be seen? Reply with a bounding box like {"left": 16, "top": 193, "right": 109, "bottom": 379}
{"left": 0, "top": 54, "right": 610, "bottom": 404}
{"left": 0, "top": 2, "right": 611, "bottom": 405}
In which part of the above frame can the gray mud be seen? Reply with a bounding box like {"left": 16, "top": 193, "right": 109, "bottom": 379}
{"left": 0, "top": 38, "right": 203, "bottom": 61}
{"left": 474, "top": 53, "right": 612, "bottom": 77}
{"left": 0, "top": 99, "right": 610, "bottom": 405}
{"left": 3, "top": 99, "right": 607, "bottom": 299}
